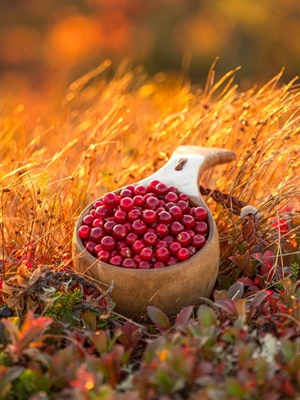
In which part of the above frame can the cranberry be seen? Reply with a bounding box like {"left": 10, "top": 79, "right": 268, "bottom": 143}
{"left": 177, "top": 200, "right": 189, "bottom": 213}
{"left": 110, "top": 255, "right": 123, "bottom": 266}
{"left": 101, "top": 236, "right": 116, "bottom": 251}
{"left": 120, "top": 197, "right": 134, "bottom": 212}
{"left": 155, "top": 247, "right": 170, "bottom": 262}
{"left": 94, "top": 200, "right": 104, "bottom": 208}
{"left": 104, "top": 220, "right": 116, "bottom": 234}
{"left": 124, "top": 184, "right": 135, "bottom": 192}
{"left": 170, "top": 221, "right": 184, "bottom": 236}
{"left": 90, "top": 227, "right": 104, "bottom": 242}
{"left": 169, "top": 205, "right": 183, "bottom": 221}
{"left": 92, "top": 218, "right": 103, "bottom": 227}
{"left": 132, "top": 219, "right": 147, "bottom": 235}
{"left": 192, "top": 234, "right": 206, "bottom": 248}
{"left": 114, "top": 210, "right": 127, "bottom": 223}
{"left": 134, "top": 185, "right": 147, "bottom": 196}
{"left": 164, "top": 192, "right": 178, "bottom": 203}
{"left": 179, "top": 193, "right": 189, "bottom": 202}
{"left": 143, "top": 232, "right": 158, "bottom": 246}
{"left": 153, "top": 261, "right": 165, "bottom": 268}
{"left": 142, "top": 209, "right": 157, "bottom": 224}
{"left": 122, "top": 258, "right": 136, "bottom": 268}
{"left": 138, "top": 261, "right": 151, "bottom": 269}
{"left": 78, "top": 225, "right": 91, "bottom": 239}
{"left": 90, "top": 209, "right": 95, "bottom": 216}
{"left": 155, "top": 182, "right": 169, "bottom": 195}
{"left": 125, "top": 232, "right": 138, "bottom": 245}
{"left": 97, "top": 250, "right": 110, "bottom": 262}
{"left": 112, "top": 224, "right": 127, "bottom": 240}
{"left": 94, "top": 244, "right": 102, "bottom": 253}
{"left": 85, "top": 241, "right": 97, "bottom": 254}
{"left": 182, "top": 215, "right": 195, "bottom": 228}
{"left": 157, "top": 211, "right": 172, "bottom": 224}
{"left": 155, "top": 223, "right": 169, "bottom": 237}
{"left": 140, "top": 247, "right": 153, "bottom": 261}
{"left": 194, "top": 221, "right": 209, "bottom": 235}
{"left": 128, "top": 209, "right": 142, "bottom": 222}
{"left": 194, "top": 206, "right": 208, "bottom": 221}
{"left": 82, "top": 214, "right": 95, "bottom": 226}
{"left": 132, "top": 240, "right": 145, "bottom": 253}
{"left": 165, "top": 202, "right": 177, "bottom": 211}
{"left": 94, "top": 206, "right": 111, "bottom": 219}
{"left": 133, "top": 195, "right": 145, "bottom": 207}
{"left": 177, "top": 231, "right": 191, "bottom": 247}
{"left": 120, "top": 247, "right": 133, "bottom": 258}
{"left": 147, "top": 179, "right": 161, "bottom": 192}
{"left": 177, "top": 248, "right": 190, "bottom": 261}
{"left": 169, "top": 241, "right": 182, "bottom": 255}
{"left": 168, "top": 185, "right": 179, "bottom": 193}
{"left": 145, "top": 196, "right": 159, "bottom": 210}
{"left": 120, "top": 188, "right": 133, "bottom": 198}
{"left": 103, "top": 192, "right": 118, "bottom": 208}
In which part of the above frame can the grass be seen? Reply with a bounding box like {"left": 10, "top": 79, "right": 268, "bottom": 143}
{"left": 0, "top": 61, "right": 300, "bottom": 399}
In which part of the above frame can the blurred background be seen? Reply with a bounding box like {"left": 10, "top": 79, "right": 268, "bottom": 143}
{"left": 1, "top": 0, "right": 300, "bottom": 118}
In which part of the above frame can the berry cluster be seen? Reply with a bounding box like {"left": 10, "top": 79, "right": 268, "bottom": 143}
{"left": 78, "top": 180, "right": 209, "bottom": 269}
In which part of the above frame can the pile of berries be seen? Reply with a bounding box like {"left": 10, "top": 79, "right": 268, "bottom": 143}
{"left": 78, "top": 180, "right": 209, "bottom": 269}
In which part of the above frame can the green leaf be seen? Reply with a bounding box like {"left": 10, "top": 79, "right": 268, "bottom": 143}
{"left": 225, "top": 378, "right": 246, "bottom": 397}
{"left": 147, "top": 306, "right": 171, "bottom": 332}
{"left": 196, "top": 305, "right": 216, "bottom": 327}
{"left": 218, "top": 275, "right": 232, "bottom": 290}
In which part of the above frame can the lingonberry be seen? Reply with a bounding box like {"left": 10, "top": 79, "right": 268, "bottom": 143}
{"left": 192, "top": 234, "right": 206, "bottom": 248}
{"left": 112, "top": 224, "right": 127, "bottom": 240}
{"left": 169, "top": 241, "right": 182, "bottom": 255}
{"left": 134, "top": 184, "right": 147, "bottom": 196}
{"left": 124, "top": 184, "right": 135, "bottom": 192}
{"left": 138, "top": 261, "right": 151, "bottom": 269}
{"left": 177, "top": 248, "right": 190, "bottom": 261}
{"left": 177, "top": 200, "right": 189, "bottom": 213}
{"left": 122, "top": 258, "right": 136, "bottom": 268}
{"left": 90, "top": 227, "right": 104, "bottom": 242}
{"left": 145, "top": 196, "right": 159, "bottom": 210}
{"left": 157, "top": 210, "right": 172, "bottom": 224}
{"left": 104, "top": 220, "right": 116, "bottom": 234}
{"left": 194, "top": 206, "right": 208, "bottom": 221}
{"left": 116, "top": 240, "right": 127, "bottom": 251}
{"left": 125, "top": 232, "right": 138, "bottom": 245}
{"left": 182, "top": 215, "right": 195, "bottom": 228}
{"left": 82, "top": 214, "right": 95, "bottom": 226}
{"left": 155, "top": 247, "right": 170, "bottom": 262}
{"left": 164, "top": 192, "right": 178, "bottom": 203}
{"left": 132, "top": 240, "right": 145, "bottom": 253}
{"left": 133, "top": 195, "right": 145, "bottom": 207}
{"left": 94, "top": 206, "right": 111, "bottom": 219}
{"left": 153, "top": 261, "right": 165, "bottom": 268}
{"left": 120, "top": 188, "right": 133, "bottom": 198}
{"left": 169, "top": 221, "right": 184, "bottom": 236}
{"left": 169, "top": 205, "right": 183, "bottom": 221}
{"left": 85, "top": 241, "right": 97, "bottom": 254}
{"left": 97, "top": 250, "right": 110, "bottom": 262}
{"left": 120, "top": 197, "right": 134, "bottom": 212}
{"left": 194, "top": 221, "right": 208, "bottom": 235}
{"left": 155, "top": 182, "right": 169, "bottom": 195}
{"left": 92, "top": 218, "right": 103, "bottom": 227}
{"left": 142, "top": 209, "right": 157, "bottom": 224}
{"left": 147, "top": 179, "right": 161, "bottom": 192}
{"left": 103, "top": 192, "right": 118, "bottom": 208}
{"left": 94, "top": 200, "right": 104, "bottom": 208}
{"left": 155, "top": 223, "right": 169, "bottom": 237}
{"left": 120, "top": 247, "right": 133, "bottom": 258}
{"left": 156, "top": 240, "right": 168, "bottom": 248}
{"left": 165, "top": 202, "right": 177, "bottom": 211}
{"left": 140, "top": 247, "right": 153, "bottom": 261}
{"left": 128, "top": 209, "right": 142, "bottom": 222}
{"left": 179, "top": 193, "right": 189, "bottom": 202}
{"left": 110, "top": 255, "right": 123, "bottom": 266}
{"left": 131, "top": 219, "right": 147, "bottom": 235}
{"left": 101, "top": 236, "right": 116, "bottom": 251}
{"left": 143, "top": 232, "right": 158, "bottom": 246}
{"left": 114, "top": 210, "right": 127, "bottom": 223}
{"left": 166, "top": 257, "right": 178, "bottom": 266}
{"left": 78, "top": 225, "right": 91, "bottom": 239}
{"left": 177, "top": 231, "right": 191, "bottom": 247}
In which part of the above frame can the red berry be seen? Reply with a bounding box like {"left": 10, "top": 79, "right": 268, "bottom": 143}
{"left": 168, "top": 185, "right": 179, "bottom": 194}
{"left": 166, "top": 257, "right": 178, "bottom": 266}
{"left": 85, "top": 241, "right": 97, "bottom": 254}
{"left": 101, "top": 236, "right": 116, "bottom": 251}
{"left": 194, "top": 207, "right": 208, "bottom": 221}
{"left": 192, "top": 234, "right": 206, "bottom": 248}
{"left": 253, "top": 277, "right": 260, "bottom": 287}
{"left": 94, "top": 206, "right": 111, "bottom": 219}
{"left": 133, "top": 195, "right": 145, "bottom": 207}
{"left": 132, "top": 240, "right": 145, "bottom": 253}
{"left": 90, "top": 227, "right": 104, "bottom": 242}
{"left": 110, "top": 255, "right": 123, "bottom": 266}
{"left": 169, "top": 206, "right": 183, "bottom": 221}
{"left": 164, "top": 235, "right": 174, "bottom": 245}
{"left": 120, "top": 188, "right": 133, "bottom": 198}
{"left": 147, "top": 180, "right": 161, "bottom": 192}
{"left": 157, "top": 211, "right": 172, "bottom": 224}
{"left": 164, "top": 192, "right": 178, "bottom": 203}
{"left": 125, "top": 232, "right": 138, "bottom": 245}
{"left": 132, "top": 219, "right": 147, "bottom": 235}
{"left": 138, "top": 261, "right": 151, "bottom": 269}
{"left": 177, "top": 200, "right": 189, "bottom": 213}
{"left": 134, "top": 185, "right": 147, "bottom": 196}
{"left": 177, "top": 248, "right": 190, "bottom": 261}
{"left": 169, "top": 241, "right": 182, "bottom": 255}
{"left": 194, "top": 221, "right": 209, "bottom": 235}
{"left": 156, "top": 240, "right": 168, "bottom": 248}
{"left": 133, "top": 254, "right": 142, "bottom": 264}
{"left": 103, "top": 220, "right": 116, "bottom": 234}
{"left": 97, "top": 250, "right": 110, "bottom": 262}
{"left": 143, "top": 232, "right": 158, "bottom": 246}
{"left": 182, "top": 215, "right": 195, "bottom": 228}
{"left": 177, "top": 231, "right": 191, "bottom": 247}
{"left": 155, "top": 223, "right": 169, "bottom": 237}
{"left": 94, "top": 200, "right": 104, "bottom": 208}
{"left": 103, "top": 192, "right": 118, "bottom": 208}
{"left": 78, "top": 225, "right": 91, "bottom": 239}
{"left": 128, "top": 209, "right": 142, "bottom": 222}
{"left": 155, "top": 182, "right": 169, "bottom": 195}
{"left": 179, "top": 193, "right": 189, "bottom": 202}
{"left": 155, "top": 247, "right": 170, "bottom": 262}
{"left": 120, "top": 247, "right": 133, "bottom": 258}
{"left": 169, "top": 221, "right": 184, "bottom": 236}
{"left": 145, "top": 196, "right": 159, "bottom": 210}
{"left": 112, "top": 224, "right": 127, "bottom": 240}
{"left": 153, "top": 261, "right": 165, "bottom": 268}
{"left": 124, "top": 184, "right": 135, "bottom": 192}
{"left": 120, "top": 197, "right": 134, "bottom": 212}
{"left": 94, "top": 244, "right": 102, "bottom": 253}
{"left": 82, "top": 214, "right": 95, "bottom": 226}
{"left": 142, "top": 209, "right": 157, "bottom": 224}
{"left": 122, "top": 258, "right": 136, "bottom": 268}
{"left": 186, "top": 229, "right": 195, "bottom": 237}
{"left": 140, "top": 247, "right": 153, "bottom": 261}
{"left": 92, "top": 218, "right": 103, "bottom": 227}
{"left": 114, "top": 210, "right": 127, "bottom": 223}
{"left": 116, "top": 240, "right": 127, "bottom": 251}
{"left": 165, "top": 202, "right": 177, "bottom": 211}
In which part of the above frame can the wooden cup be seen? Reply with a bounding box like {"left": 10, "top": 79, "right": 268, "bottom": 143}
{"left": 72, "top": 146, "right": 236, "bottom": 321}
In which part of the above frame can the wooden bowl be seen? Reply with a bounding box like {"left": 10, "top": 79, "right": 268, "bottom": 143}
{"left": 72, "top": 146, "right": 236, "bottom": 321}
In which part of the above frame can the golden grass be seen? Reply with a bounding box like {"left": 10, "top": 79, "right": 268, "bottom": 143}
{"left": 1, "top": 60, "right": 300, "bottom": 278}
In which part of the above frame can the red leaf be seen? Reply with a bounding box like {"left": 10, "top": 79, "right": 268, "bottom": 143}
{"left": 214, "top": 299, "right": 237, "bottom": 315}
{"left": 147, "top": 306, "right": 171, "bottom": 332}
{"left": 175, "top": 306, "right": 193, "bottom": 327}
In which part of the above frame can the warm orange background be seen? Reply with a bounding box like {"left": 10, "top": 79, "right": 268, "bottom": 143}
{"left": 1, "top": 0, "right": 299, "bottom": 117}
